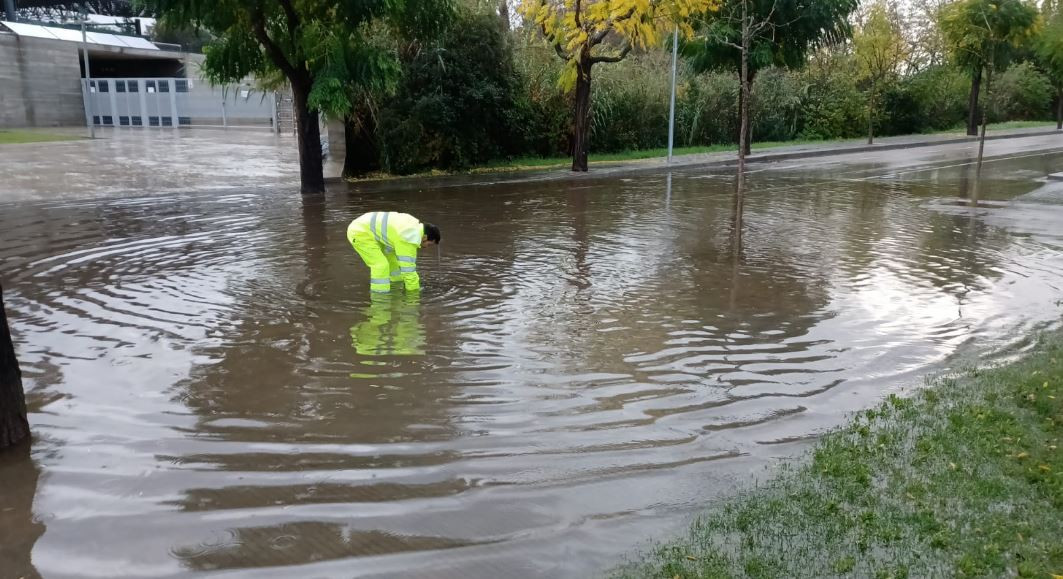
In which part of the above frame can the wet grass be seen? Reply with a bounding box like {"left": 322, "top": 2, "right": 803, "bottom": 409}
{"left": 612, "top": 337, "right": 1063, "bottom": 579}
{"left": 471, "top": 141, "right": 816, "bottom": 171}
{"left": 0, "top": 130, "right": 80, "bottom": 145}
{"left": 929, "top": 120, "right": 1060, "bottom": 135}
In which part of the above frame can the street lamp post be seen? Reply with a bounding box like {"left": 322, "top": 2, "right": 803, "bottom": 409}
{"left": 667, "top": 24, "right": 678, "bottom": 164}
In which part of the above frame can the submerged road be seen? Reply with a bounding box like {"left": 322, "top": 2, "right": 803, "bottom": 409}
{"left": 0, "top": 131, "right": 1061, "bottom": 578}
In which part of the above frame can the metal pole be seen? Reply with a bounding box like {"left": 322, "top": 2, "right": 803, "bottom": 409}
{"left": 4, "top": 0, "right": 16, "bottom": 22}
{"left": 270, "top": 91, "right": 278, "bottom": 134}
{"left": 81, "top": 19, "right": 95, "bottom": 139}
{"left": 667, "top": 25, "right": 679, "bottom": 164}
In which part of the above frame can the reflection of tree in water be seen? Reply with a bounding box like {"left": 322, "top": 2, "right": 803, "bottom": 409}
{"left": 173, "top": 521, "right": 475, "bottom": 572}
{"left": 0, "top": 441, "right": 44, "bottom": 579}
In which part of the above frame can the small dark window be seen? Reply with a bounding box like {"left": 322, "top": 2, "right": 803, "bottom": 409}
{"left": 161, "top": 116, "right": 173, "bottom": 126}
{"left": 145, "top": 80, "right": 156, "bottom": 93}
{"left": 102, "top": 115, "right": 113, "bottom": 125}
{"left": 92, "top": 116, "right": 101, "bottom": 125}
{"left": 119, "top": 116, "right": 130, "bottom": 126}
{"left": 116, "top": 81, "right": 126, "bottom": 93}
{"left": 97, "top": 80, "right": 109, "bottom": 93}
{"left": 175, "top": 80, "right": 189, "bottom": 93}
{"left": 149, "top": 116, "right": 160, "bottom": 126}
{"left": 178, "top": 117, "right": 191, "bottom": 126}
{"left": 131, "top": 116, "right": 143, "bottom": 126}
{"left": 157, "top": 81, "right": 170, "bottom": 93}
{"left": 127, "top": 80, "right": 139, "bottom": 93}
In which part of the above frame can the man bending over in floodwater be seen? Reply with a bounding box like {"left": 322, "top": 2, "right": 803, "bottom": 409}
{"left": 347, "top": 212, "right": 440, "bottom": 294}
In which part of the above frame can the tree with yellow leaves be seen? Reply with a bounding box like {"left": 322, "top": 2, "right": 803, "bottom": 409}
{"left": 520, "top": 0, "right": 718, "bottom": 171}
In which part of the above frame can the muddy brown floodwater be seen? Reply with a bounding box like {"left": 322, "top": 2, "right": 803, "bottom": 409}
{"left": 1, "top": 139, "right": 1063, "bottom": 578}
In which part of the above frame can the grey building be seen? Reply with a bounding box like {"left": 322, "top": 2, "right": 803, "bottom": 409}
{"left": 1, "top": 20, "right": 279, "bottom": 129}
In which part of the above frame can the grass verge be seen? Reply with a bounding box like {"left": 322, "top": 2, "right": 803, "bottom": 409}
{"left": 0, "top": 130, "right": 79, "bottom": 145}
{"left": 612, "top": 338, "right": 1063, "bottom": 579}
{"left": 346, "top": 122, "right": 1060, "bottom": 182}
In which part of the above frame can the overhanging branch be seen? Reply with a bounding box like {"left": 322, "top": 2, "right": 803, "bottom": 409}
{"left": 590, "top": 43, "right": 632, "bottom": 63}
{"left": 250, "top": 7, "right": 302, "bottom": 85}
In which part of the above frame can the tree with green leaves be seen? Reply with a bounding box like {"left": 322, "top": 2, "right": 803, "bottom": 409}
{"left": 376, "top": 10, "right": 524, "bottom": 174}
{"left": 685, "top": 0, "right": 858, "bottom": 155}
{"left": 1035, "top": 0, "right": 1063, "bottom": 129}
{"left": 146, "top": 0, "right": 448, "bottom": 194}
{"left": 940, "top": 0, "right": 1040, "bottom": 137}
{"left": 940, "top": 0, "right": 1039, "bottom": 184}
{"left": 519, "top": 0, "right": 718, "bottom": 172}
{"left": 853, "top": 0, "right": 909, "bottom": 144}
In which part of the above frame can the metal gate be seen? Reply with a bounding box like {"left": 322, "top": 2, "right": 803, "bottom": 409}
{"left": 82, "top": 77, "right": 279, "bottom": 130}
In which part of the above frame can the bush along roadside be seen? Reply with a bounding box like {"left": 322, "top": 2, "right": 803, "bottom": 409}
{"left": 612, "top": 337, "right": 1063, "bottom": 579}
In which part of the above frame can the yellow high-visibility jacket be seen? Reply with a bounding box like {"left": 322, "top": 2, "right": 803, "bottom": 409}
{"left": 347, "top": 211, "right": 424, "bottom": 291}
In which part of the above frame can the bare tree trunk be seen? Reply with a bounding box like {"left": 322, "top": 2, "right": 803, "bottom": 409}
{"left": 743, "top": 69, "right": 755, "bottom": 156}
{"left": 736, "top": 1, "right": 751, "bottom": 196}
{"left": 867, "top": 83, "right": 875, "bottom": 145}
{"left": 735, "top": 69, "right": 756, "bottom": 156}
{"left": 292, "top": 81, "right": 325, "bottom": 194}
{"left": 0, "top": 285, "right": 29, "bottom": 450}
{"left": 571, "top": 57, "right": 593, "bottom": 172}
{"left": 976, "top": 66, "right": 992, "bottom": 179}
{"left": 1057, "top": 89, "right": 1062, "bottom": 130}
{"left": 967, "top": 67, "right": 982, "bottom": 137}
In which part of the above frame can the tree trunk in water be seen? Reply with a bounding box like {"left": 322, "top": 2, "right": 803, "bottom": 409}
{"left": 342, "top": 112, "right": 380, "bottom": 179}
{"left": 973, "top": 67, "right": 992, "bottom": 206}
{"left": 0, "top": 285, "right": 29, "bottom": 450}
{"left": 966, "top": 67, "right": 982, "bottom": 137}
{"left": 571, "top": 58, "right": 592, "bottom": 172}
{"left": 736, "top": 10, "right": 750, "bottom": 197}
{"left": 292, "top": 82, "right": 325, "bottom": 194}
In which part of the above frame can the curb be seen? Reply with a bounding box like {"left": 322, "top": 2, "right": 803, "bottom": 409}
{"left": 587, "top": 128, "right": 1063, "bottom": 177}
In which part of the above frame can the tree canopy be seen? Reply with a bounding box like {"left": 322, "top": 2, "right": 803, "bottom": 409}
{"left": 940, "top": 0, "right": 1040, "bottom": 72}
{"left": 684, "top": 0, "right": 858, "bottom": 76}
{"left": 145, "top": 0, "right": 452, "bottom": 192}
{"left": 520, "top": 0, "right": 718, "bottom": 92}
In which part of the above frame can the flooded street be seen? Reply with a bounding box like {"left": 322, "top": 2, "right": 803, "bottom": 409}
{"left": 2, "top": 135, "right": 1063, "bottom": 578}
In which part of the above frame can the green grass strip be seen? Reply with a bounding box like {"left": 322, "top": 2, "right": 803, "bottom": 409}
{"left": 0, "top": 130, "right": 80, "bottom": 145}
{"left": 612, "top": 338, "right": 1063, "bottom": 579}
{"left": 346, "top": 122, "right": 1060, "bottom": 181}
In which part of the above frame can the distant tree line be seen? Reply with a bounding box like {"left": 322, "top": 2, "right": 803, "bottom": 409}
{"left": 141, "top": 0, "right": 1063, "bottom": 189}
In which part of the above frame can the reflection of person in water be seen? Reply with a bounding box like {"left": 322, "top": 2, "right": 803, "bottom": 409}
{"left": 350, "top": 293, "right": 425, "bottom": 358}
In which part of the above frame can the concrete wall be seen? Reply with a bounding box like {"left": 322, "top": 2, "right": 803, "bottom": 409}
{"left": 0, "top": 33, "right": 85, "bottom": 128}
{"left": 0, "top": 34, "right": 276, "bottom": 130}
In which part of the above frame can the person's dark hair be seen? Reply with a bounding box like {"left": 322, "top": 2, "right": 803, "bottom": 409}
{"left": 424, "top": 223, "right": 441, "bottom": 244}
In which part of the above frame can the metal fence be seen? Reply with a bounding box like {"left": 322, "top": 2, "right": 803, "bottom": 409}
{"left": 82, "top": 77, "right": 280, "bottom": 130}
